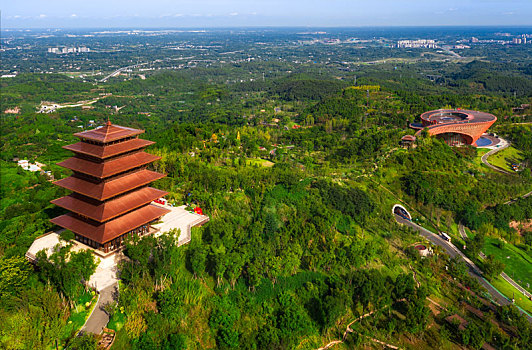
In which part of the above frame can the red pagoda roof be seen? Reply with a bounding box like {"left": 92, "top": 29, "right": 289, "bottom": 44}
{"left": 51, "top": 204, "right": 170, "bottom": 244}
{"left": 57, "top": 152, "right": 160, "bottom": 178}
{"left": 53, "top": 170, "right": 166, "bottom": 201}
{"left": 74, "top": 123, "right": 144, "bottom": 143}
{"left": 51, "top": 187, "right": 168, "bottom": 222}
{"left": 63, "top": 139, "right": 154, "bottom": 159}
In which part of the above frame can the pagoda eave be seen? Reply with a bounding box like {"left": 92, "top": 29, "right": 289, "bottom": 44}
{"left": 53, "top": 170, "right": 166, "bottom": 201}
{"left": 50, "top": 204, "right": 170, "bottom": 244}
{"left": 74, "top": 124, "right": 144, "bottom": 143}
{"left": 51, "top": 187, "right": 169, "bottom": 222}
{"left": 57, "top": 152, "right": 161, "bottom": 178}
{"left": 63, "top": 139, "right": 155, "bottom": 159}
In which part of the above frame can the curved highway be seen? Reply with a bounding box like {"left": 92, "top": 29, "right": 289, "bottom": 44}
{"left": 395, "top": 215, "right": 532, "bottom": 322}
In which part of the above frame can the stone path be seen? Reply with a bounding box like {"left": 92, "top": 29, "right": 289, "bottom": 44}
{"left": 81, "top": 283, "right": 118, "bottom": 335}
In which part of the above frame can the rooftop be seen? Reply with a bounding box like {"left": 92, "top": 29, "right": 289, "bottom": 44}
{"left": 420, "top": 109, "right": 496, "bottom": 124}
{"left": 74, "top": 121, "right": 144, "bottom": 143}
{"left": 53, "top": 170, "right": 166, "bottom": 201}
{"left": 51, "top": 187, "right": 168, "bottom": 222}
{"left": 57, "top": 152, "right": 160, "bottom": 178}
{"left": 63, "top": 138, "right": 154, "bottom": 159}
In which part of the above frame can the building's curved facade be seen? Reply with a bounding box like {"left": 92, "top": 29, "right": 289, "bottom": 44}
{"left": 410, "top": 109, "right": 497, "bottom": 146}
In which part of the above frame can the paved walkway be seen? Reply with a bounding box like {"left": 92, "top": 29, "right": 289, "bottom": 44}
{"left": 481, "top": 139, "right": 513, "bottom": 175}
{"left": 504, "top": 190, "right": 532, "bottom": 205}
{"left": 81, "top": 253, "right": 123, "bottom": 335}
{"left": 458, "top": 222, "right": 468, "bottom": 240}
{"left": 151, "top": 205, "right": 209, "bottom": 246}
{"left": 395, "top": 215, "right": 531, "bottom": 322}
{"left": 501, "top": 272, "right": 532, "bottom": 299}
{"left": 477, "top": 251, "right": 532, "bottom": 299}
{"left": 81, "top": 283, "right": 118, "bottom": 335}
{"left": 462, "top": 223, "right": 531, "bottom": 298}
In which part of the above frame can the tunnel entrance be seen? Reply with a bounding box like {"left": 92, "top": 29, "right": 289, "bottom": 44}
{"left": 393, "top": 204, "right": 412, "bottom": 221}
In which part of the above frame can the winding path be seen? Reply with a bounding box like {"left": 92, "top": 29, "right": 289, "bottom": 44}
{"left": 80, "top": 283, "right": 118, "bottom": 335}
{"left": 504, "top": 190, "right": 532, "bottom": 205}
{"left": 395, "top": 215, "right": 532, "bottom": 322}
{"left": 481, "top": 141, "right": 512, "bottom": 175}
{"left": 317, "top": 299, "right": 405, "bottom": 350}
{"left": 460, "top": 223, "right": 531, "bottom": 298}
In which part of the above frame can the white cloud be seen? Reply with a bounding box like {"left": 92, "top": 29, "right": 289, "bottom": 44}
{"left": 229, "top": 12, "right": 239, "bottom": 16}
{"left": 71, "top": 14, "right": 77, "bottom": 17}
{"left": 38, "top": 14, "right": 47, "bottom": 18}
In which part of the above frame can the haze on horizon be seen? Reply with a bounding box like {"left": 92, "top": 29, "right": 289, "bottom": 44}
{"left": 3, "top": 0, "right": 532, "bottom": 28}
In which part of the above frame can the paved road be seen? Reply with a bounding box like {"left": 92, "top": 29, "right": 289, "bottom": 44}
{"left": 100, "top": 62, "right": 149, "bottom": 82}
{"left": 462, "top": 223, "right": 531, "bottom": 298}
{"left": 81, "top": 283, "right": 118, "bottom": 334}
{"left": 395, "top": 215, "right": 532, "bottom": 322}
{"left": 477, "top": 251, "right": 532, "bottom": 299}
{"left": 481, "top": 141, "right": 513, "bottom": 175}
{"left": 504, "top": 190, "right": 532, "bottom": 205}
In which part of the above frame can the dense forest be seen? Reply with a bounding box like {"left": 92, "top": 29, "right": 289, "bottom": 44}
{"left": 1, "top": 31, "right": 532, "bottom": 349}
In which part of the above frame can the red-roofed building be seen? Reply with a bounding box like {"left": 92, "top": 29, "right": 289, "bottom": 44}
{"left": 50, "top": 120, "right": 169, "bottom": 253}
{"left": 410, "top": 109, "right": 496, "bottom": 146}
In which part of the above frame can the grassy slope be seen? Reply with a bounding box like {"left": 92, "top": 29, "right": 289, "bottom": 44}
{"left": 490, "top": 276, "right": 532, "bottom": 315}
{"left": 487, "top": 146, "right": 523, "bottom": 172}
{"left": 483, "top": 237, "right": 532, "bottom": 294}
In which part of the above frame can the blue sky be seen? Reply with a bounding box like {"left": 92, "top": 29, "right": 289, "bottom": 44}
{"left": 3, "top": 0, "right": 532, "bottom": 28}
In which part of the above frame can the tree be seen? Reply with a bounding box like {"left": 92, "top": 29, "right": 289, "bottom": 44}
{"left": 163, "top": 333, "right": 187, "bottom": 350}
{"left": 0, "top": 256, "right": 31, "bottom": 298}
{"left": 225, "top": 252, "right": 245, "bottom": 289}
{"left": 461, "top": 323, "right": 485, "bottom": 350}
{"left": 468, "top": 232, "right": 486, "bottom": 258}
{"left": 36, "top": 246, "right": 97, "bottom": 301}
{"left": 404, "top": 293, "right": 429, "bottom": 334}
{"left": 68, "top": 333, "right": 98, "bottom": 350}
{"left": 393, "top": 273, "right": 416, "bottom": 300}
{"left": 209, "top": 296, "right": 240, "bottom": 349}
{"left": 188, "top": 245, "right": 207, "bottom": 278}
{"left": 483, "top": 254, "right": 505, "bottom": 281}
{"left": 276, "top": 292, "right": 314, "bottom": 346}
{"left": 59, "top": 229, "right": 75, "bottom": 242}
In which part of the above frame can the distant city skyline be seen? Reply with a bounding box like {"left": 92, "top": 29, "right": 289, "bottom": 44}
{"left": 3, "top": 0, "right": 532, "bottom": 28}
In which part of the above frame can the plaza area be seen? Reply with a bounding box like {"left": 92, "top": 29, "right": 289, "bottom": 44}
{"left": 26, "top": 204, "right": 209, "bottom": 291}
{"left": 152, "top": 204, "right": 209, "bottom": 246}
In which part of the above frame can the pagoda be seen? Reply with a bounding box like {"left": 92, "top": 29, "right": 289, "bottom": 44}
{"left": 50, "top": 120, "right": 170, "bottom": 253}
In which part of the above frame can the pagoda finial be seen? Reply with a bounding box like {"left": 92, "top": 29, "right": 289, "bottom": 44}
{"left": 106, "top": 116, "right": 112, "bottom": 126}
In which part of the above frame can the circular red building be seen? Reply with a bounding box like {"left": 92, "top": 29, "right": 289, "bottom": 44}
{"left": 410, "top": 109, "right": 497, "bottom": 146}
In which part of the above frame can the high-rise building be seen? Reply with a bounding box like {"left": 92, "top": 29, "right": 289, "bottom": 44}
{"left": 50, "top": 120, "right": 170, "bottom": 253}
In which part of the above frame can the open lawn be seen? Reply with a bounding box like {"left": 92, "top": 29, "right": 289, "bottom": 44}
{"left": 490, "top": 276, "right": 532, "bottom": 315}
{"left": 483, "top": 237, "right": 532, "bottom": 294}
{"left": 487, "top": 146, "right": 523, "bottom": 172}
{"left": 474, "top": 148, "right": 490, "bottom": 169}
{"left": 246, "top": 158, "right": 275, "bottom": 167}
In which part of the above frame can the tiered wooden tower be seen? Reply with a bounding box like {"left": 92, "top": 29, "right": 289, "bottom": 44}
{"left": 50, "top": 120, "right": 169, "bottom": 253}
